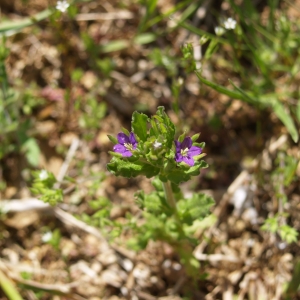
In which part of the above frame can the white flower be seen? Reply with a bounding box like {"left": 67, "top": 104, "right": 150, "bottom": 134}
{"left": 56, "top": 0, "right": 70, "bottom": 13}
{"left": 39, "top": 170, "right": 48, "bottom": 181}
{"left": 214, "top": 26, "right": 225, "bottom": 36}
{"left": 224, "top": 17, "right": 237, "bottom": 30}
{"left": 153, "top": 140, "right": 162, "bottom": 149}
{"left": 42, "top": 231, "right": 52, "bottom": 242}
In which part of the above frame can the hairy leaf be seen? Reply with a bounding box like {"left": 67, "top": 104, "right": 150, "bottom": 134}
{"left": 132, "top": 111, "right": 148, "bottom": 142}
{"left": 107, "top": 157, "right": 159, "bottom": 178}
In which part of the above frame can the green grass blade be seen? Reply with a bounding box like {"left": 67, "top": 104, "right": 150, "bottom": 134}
{"left": 0, "top": 9, "right": 52, "bottom": 33}
{"left": 296, "top": 99, "right": 300, "bottom": 123}
{"left": 99, "top": 40, "right": 129, "bottom": 53}
{"left": 228, "top": 79, "right": 261, "bottom": 106}
{"left": 230, "top": 80, "right": 298, "bottom": 142}
{"left": 178, "top": 1, "right": 202, "bottom": 24}
{"left": 145, "top": 0, "right": 190, "bottom": 29}
{"left": 195, "top": 72, "right": 244, "bottom": 100}
{"left": 99, "top": 33, "right": 156, "bottom": 53}
{"left": 0, "top": 269, "right": 24, "bottom": 300}
{"left": 180, "top": 22, "right": 227, "bottom": 44}
{"left": 272, "top": 101, "right": 299, "bottom": 142}
{"left": 134, "top": 33, "right": 156, "bottom": 45}
{"left": 197, "top": 73, "right": 298, "bottom": 142}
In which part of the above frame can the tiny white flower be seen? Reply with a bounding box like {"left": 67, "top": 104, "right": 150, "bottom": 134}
{"left": 153, "top": 140, "right": 162, "bottom": 149}
{"left": 39, "top": 170, "right": 48, "bottom": 181}
{"left": 56, "top": 0, "right": 70, "bottom": 13}
{"left": 214, "top": 26, "right": 225, "bottom": 36}
{"left": 224, "top": 17, "right": 237, "bottom": 30}
{"left": 178, "top": 77, "right": 184, "bottom": 85}
{"left": 42, "top": 231, "right": 52, "bottom": 242}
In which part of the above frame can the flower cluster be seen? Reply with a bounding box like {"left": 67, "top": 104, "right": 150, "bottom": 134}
{"left": 56, "top": 0, "right": 70, "bottom": 12}
{"left": 113, "top": 132, "right": 202, "bottom": 167}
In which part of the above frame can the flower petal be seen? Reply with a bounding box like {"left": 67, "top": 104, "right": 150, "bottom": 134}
{"left": 113, "top": 144, "right": 127, "bottom": 154}
{"left": 188, "top": 146, "right": 202, "bottom": 157}
{"left": 181, "top": 137, "right": 192, "bottom": 149}
{"left": 174, "top": 140, "right": 181, "bottom": 152}
{"left": 183, "top": 156, "right": 194, "bottom": 166}
{"left": 117, "top": 132, "right": 130, "bottom": 144}
{"left": 122, "top": 150, "right": 133, "bottom": 157}
{"left": 129, "top": 132, "right": 137, "bottom": 146}
{"left": 175, "top": 153, "right": 184, "bottom": 163}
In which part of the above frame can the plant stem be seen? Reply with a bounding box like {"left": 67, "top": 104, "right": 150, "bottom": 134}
{"left": 162, "top": 180, "right": 177, "bottom": 209}
{"left": 162, "top": 181, "right": 200, "bottom": 278}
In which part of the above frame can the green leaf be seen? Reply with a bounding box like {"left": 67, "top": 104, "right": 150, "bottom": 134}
{"left": 107, "top": 134, "right": 118, "bottom": 144}
{"left": 272, "top": 101, "right": 299, "bottom": 143}
{"left": 261, "top": 217, "right": 278, "bottom": 233}
{"left": 191, "top": 133, "right": 200, "bottom": 142}
{"left": 179, "top": 1, "right": 203, "bottom": 24}
{"left": 150, "top": 119, "right": 159, "bottom": 137}
{"left": 177, "top": 193, "right": 215, "bottom": 225}
{"left": 145, "top": 1, "right": 188, "bottom": 29}
{"left": 155, "top": 106, "right": 175, "bottom": 148}
{"left": 166, "top": 160, "right": 207, "bottom": 184}
{"left": 99, "top": 40, "right": 129, "bottom": 53}
{"left": 0, "top": 9, "right": 52, "bottom": 34}
{"left": 134, "top": 33, "right": 157, "bottom": 45}
{"left": 108, "top": 151, "right": 123, "bottom": 158}
{"left": 147, "top": 0, "right": 158, "bottom": 14}
{"left": 197, "top": 73, "right": 299, "bottom": 143}
{"left": 0, "top": 269, "right": 24, "bottom": 300}
{"left": 166, "top": 169, "right": 192, "bottom": 184}
{"left": 229, "top": 80, "right": 298, "bottom": 142}
{"left": 180, "top": 22, "right": 227, "bottom": 44}
{"left": 195, "top": 72, "right": 245, "bottom": 101}
{"left": 122, "top": 127, "right": 130, "bottom": 136}
{"left": 204, "top": 39, "right": 219, "bottom": 60}
{"left": 285, "top": 260, "right": 300, "bottom": 295}
{"left": 138, "top": 190, "right": 172, "bottom": 216}
{"left": 296, "top": 99, "right": 300, "bottom": 123}
{"left": 228, "top": 79, "right": 260, "bottom": 105}
{"left": 185, "top": 214, "right": 217, "bottom": 235}
{"left": 178, "top": 131, "right": 186, "bottom": 142}
{"left": 283, "top": 156, "right": 298, "bottom": 186}
{"left": 107, "top": 157, "right": 159, "bottom": 178}
{"left": 132, "top": 111, "right": 148, "bottom": 142}
{"left": 195, "top": 142, "right": 205, "bottom": 149}
{"left": 98, "top": 34, "right": 156, "bottom": 53}
{"left": 22, "top": 138, "right": 40, "bottom": 166}
{"left": 279, "top": 225, "right": 298, "bottom": 244}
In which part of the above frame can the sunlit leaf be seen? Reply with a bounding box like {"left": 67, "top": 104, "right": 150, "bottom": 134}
{"left": 99, "top": 40, "right": 129, "bottom": 53}
{"left": 134, "top": 33, "right": 157, "bottom": 45}
{"left": 0, "top": 9, "right": 52, "bottom": 34}
{"left": 107, "top": 157, "right": 160, "bottom": 178}
{"left": 132, "top": 111, "right": 148, "bottom": 142}
{"left": 22, "top": 138, "right": 40, "bottom": 167}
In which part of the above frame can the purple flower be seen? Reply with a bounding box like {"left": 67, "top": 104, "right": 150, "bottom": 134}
{"left": 113, "top": 132, "right": 137, "bottom": 157}
{"left": 174, "top": 137, "right": 202, "bottom": 166}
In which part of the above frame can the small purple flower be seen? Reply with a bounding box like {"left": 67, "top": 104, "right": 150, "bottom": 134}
{"left": 174, "top": 137, "right": 202, "bottom": 166}
{"left": 113, "top": 132, "right": 137, "bottom": 157}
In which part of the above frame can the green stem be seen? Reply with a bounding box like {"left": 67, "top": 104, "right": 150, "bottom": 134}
{"left": 162, "top": 180, "right": 177, "bottom": 210}
{"left": 161, "top": 181, "right": 200, "bottom": 277}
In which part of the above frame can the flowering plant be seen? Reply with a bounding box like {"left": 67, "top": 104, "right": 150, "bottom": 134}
{"left": 108, "top": 107, "right": 208, "bottom": 183}
{"left": 107, "top": 107, "right": 214, "bottom": 276}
